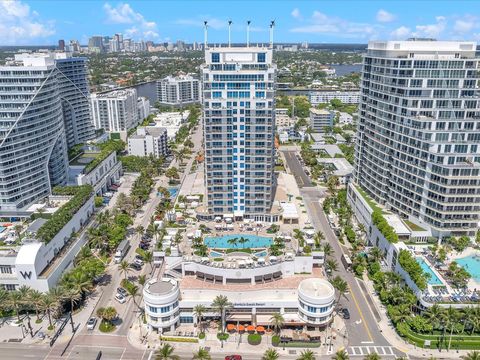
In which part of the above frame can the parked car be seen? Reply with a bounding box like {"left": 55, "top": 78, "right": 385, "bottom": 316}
{"left": 133, "top": 258, "right": 144, "bottom": 266}
{"left": 117, "top": 287, "right": 128, "bottom": 297}
{"left": 86, "top": 317, "right": 97, "bottom": 330}
{"left": 225, "top": 356, "right": 242, "bottom": 360}
{"left": 135, "top": 254, "right": 144, "bottom": 262}
{"left": 115, "top": 293, "right": 126, "bottom": 304}
{"left": 341, "top": 308, "right": 350, "bottom": 319}
{"left": 139, "top": 243, "right": 149, "bottom": 251}
{"left": 130, "top": 262, "right": 142, "bottom": 271}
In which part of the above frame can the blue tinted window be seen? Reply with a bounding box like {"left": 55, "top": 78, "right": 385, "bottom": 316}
{"left": 258, "top": 53, "right": 266, "bottom": 63}
{"left": 212, "top": 53, "right": 220, "bottom": 63}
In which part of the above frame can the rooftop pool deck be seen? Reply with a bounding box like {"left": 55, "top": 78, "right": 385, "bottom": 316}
{"left": 456, "top": 254, "right": 480, "bottom": 283}
{"left": 204, "top": 234, "right": 272, "bottom": 249}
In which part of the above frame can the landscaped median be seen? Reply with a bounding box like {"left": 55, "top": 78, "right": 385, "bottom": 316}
{"left": 271, "top": 335, "right": 321, "bottom": 348}
{"left": 159, "top": 336, "right": 198, "bottom": 343}
{"left": 396, "top": 322, "right": 480, "bottom": 350}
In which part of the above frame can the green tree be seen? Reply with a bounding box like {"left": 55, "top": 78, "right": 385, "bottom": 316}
{"left": 461, "top": 351, "right": 480, "bottom": 360}
{"left": 445, "top": 306, "right": 459, "bottom": 351}
{"left": 325, "top": 258, "right": 338, "bottom": 277}
{"left": 119, "top": 260, "right": 130, "bottom": 281}
{"left": 297, "top": 349, "right": 316, "bottom": 360}
{"left": 192, "top": 347, "right": 211, "bottom": 360}
{"left": 193, "top": 304, "right": 206, "bottom": 332}
{"left": 144, "top": 251, "right": 154, "bottom": 273}
{"left": 332, "top": 349, "right": 349, "bottom": 360}
{"left": 270, "top": 312, "right": 285, "bottom": 335}
{"left": 97, "top": 306, "right": 118, "bottom": 323}
{"left": 28, "top": 290, "right": 44, "bottom": 321}
{"left": 262, "top": 349, "right": 280, "bottom": 360}
{"left": 363, "top": 354, "right": 381, "bottom": 360}
{"left": 155, "top": 344, "right": 180, "bottom": 360}
{"left": 211, "top": 295, "right": 232, "bottom": 332}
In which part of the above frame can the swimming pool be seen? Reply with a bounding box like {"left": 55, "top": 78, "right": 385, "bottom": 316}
{"left": 204, "top": 234, "right": 272, "bottom": 249}
{"left": 168, "top": 187, "right": 179, "bottom": 199}
{"left": 416, "top": 257, "right": 444, "bottom": 286}
{"left": 210, "top": 250, "right": 224, "bottom": 257}
{"left": 456, "top": 254, "right": 480, "bottom": 282}
{"left": 0, "top": 226, "right": 4, "bottom": 233}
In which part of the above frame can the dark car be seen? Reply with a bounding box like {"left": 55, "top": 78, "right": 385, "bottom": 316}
{"left": 139, "top": 243, "right": 149, "bottom": 250}
{"left": 225, "top": 356, "right": 242, "bottom": 360}
{"left": 130, "top": 262, "right": 142, "bottom": 271}
{"left": 341, "top": 308, "right": 350, "bottom": 319}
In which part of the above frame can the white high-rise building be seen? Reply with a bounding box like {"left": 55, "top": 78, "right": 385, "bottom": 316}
{"left": 201, "top": 47, "right": 276, "bottom": 220}
{"left": 54, "top": 53, "right": 96, "bottom": 148}
{"left": 90, "top": 89, "right": 139, "bottom": 139}
{"left": 0, "top": 53, "right": 69, "bottom": 215}
{"left": 354, "top": 40, "right": 480, "bottom": 237}
{"left": 156, "top": 75, "right": 200, "bottom": 107}
{"left": 128, "top": 127, "right": 169, "bottom": 158}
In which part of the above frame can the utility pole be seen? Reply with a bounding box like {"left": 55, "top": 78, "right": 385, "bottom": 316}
{"left": 246, "top": 20, "right": 251, "bottom": 47}
{"left": 228, "top": 20, "right": 232, "bottom": 47}
{"left": 204, "top": 21, "right": 208, "bottom": 49}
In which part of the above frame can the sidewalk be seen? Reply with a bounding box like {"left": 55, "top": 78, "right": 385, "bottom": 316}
{"left": 360, "top": 273, "right": 473, "bottom": 359}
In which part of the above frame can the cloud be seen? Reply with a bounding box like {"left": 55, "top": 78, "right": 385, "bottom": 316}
{"left": 291, "top": 8, "right": 301, "bottom": 20}
{"left": 103, "top": 2, "right": 159, "bottom": 40}
{"left": 376, "top": 9, "right": 395, "bottom": 23}
{"left": 0, "top": 0, "right": 55, "bottom": 45}
{"left": 453, "top": 16, "right": 478, "bottom": 34}
{"left": 290, "top": 10, "right": 381, "bottom": 39}
{"left": 412, "top": 16, "right": 447, "bottom": 38}
{"left": 175, "top": 17, "right": 226, "bottom": 30}
{"left": 390, "top": 26, "right": 411, "bottom": 39}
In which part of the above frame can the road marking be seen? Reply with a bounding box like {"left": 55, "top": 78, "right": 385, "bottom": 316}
{"left": 347, "top": 346, "right": 395, "bottom": 357}
{"left": 348, "top": 283, "right": 374, "bottom": 342}
{"left": 361, "top": 341, "right": 374, "bottom": 344}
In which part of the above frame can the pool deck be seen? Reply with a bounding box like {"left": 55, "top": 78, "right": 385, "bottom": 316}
{"left": 451, "top": 247, "right": 480, "bottom": 288}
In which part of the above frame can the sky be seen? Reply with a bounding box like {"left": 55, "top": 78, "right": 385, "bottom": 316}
{"left": 2, "top": 0, "right": 480, "bottom": 46}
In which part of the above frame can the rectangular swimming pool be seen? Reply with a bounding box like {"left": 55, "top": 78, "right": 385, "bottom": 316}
{"left": 416, "top": 257, "right": 443, "bottom": 286}
{"left": 204, "top": 234, "right": 272, "bottom": 249}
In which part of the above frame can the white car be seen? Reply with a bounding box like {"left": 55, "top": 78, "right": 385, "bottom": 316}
{"left": 86, "top": 317, "right": 97, "bottom": 330}
{"left": 115, "top": 293, "right": 126, "bottom": 304}
{"left": 133, "top": 258, "right": 144, "bottom": 266}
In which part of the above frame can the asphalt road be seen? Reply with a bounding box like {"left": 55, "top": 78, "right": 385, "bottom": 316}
{"left": 282, "top": 150, "right": 313, "bottom": 188}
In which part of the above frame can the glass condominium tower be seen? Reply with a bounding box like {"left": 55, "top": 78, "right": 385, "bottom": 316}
{"left": 354, "top": 40, "right": 480, "bottom": 238}
{"left": 202, "top": 47, "right": 276, "bottom": 220}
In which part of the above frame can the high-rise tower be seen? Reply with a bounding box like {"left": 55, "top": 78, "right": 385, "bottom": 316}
{"left": 354, "top": 40, "right": 480, "bottom": 237}
{"left": 202, "top": 47, "right": 276, "bottom": 220}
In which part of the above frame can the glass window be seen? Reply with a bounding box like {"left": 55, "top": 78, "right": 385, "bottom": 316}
{"left": 212, "top": 53, "right": 220, "bottom": 63}
{"left": 258, "top": 53, "right": 266, "bottom": 63}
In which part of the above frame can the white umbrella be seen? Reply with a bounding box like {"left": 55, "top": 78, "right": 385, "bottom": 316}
{"left": 187, "top": 233, "right": 194, "bottom": 238}
{"left": 257, "top": 257, "right": 265, "bottom": 263}
{"left": 270, "top": 256, "right": 278, "bottom": 262}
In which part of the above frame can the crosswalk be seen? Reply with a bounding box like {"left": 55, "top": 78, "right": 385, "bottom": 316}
{"left": 347, "top": 346, "right": 396, "bottom": 357}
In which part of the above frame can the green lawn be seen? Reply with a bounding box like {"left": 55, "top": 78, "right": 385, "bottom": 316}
{"left": 403, "top": 220, "right": 426, "bottom": 232}
{"left": 355, "top": 185, "right": 385, "bottom": 214}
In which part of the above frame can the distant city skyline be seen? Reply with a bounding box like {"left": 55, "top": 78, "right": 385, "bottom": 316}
{"left": 1, "top": 0, "right": 480, "bottom": 46}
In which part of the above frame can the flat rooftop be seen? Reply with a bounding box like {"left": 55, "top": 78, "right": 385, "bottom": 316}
{"left": 298, "top": 278, "right": 335, "bottom": 299}
{"left": 146, "top": 278, "right": 177, "bottom": 295}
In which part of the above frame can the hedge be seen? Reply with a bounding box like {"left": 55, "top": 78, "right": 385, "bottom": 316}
{"left": 160, "top": 336, "right": 198, "bottom": 343}
{"left": 217, "top": 332, "right": 229, "bottom": 341}
{"left": 398, "top": 249, "right": 428, "bottom": 290}
{"left": 372, "top": 209, "right": 398, "bottom": 243}
{"left": 271, "top": 335, "right": 320, "bottom": 348}
{"left": 397, "top": 322, "right": 480, "bottom": 350}
{"left": 36, "top": 185, "right": 93, "bottom": 244}
{"left": 84, "top": 140, "right": 124, "bottom": 174}
{"left": 247, "top": 333, "right": 262, "bottom": 345}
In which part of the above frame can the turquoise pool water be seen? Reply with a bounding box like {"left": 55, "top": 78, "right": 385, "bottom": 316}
{"left": 210, "top": 250, "right": 224, "bottom": 257}
{"left": 168, "top": 187, "right": 178, "bottom": 199}
{"left": 204, "top": 234, "right": 272, "bottom": 249}
{"left": 255, "top": 250, "right": 268, "bottom": 257}
{"left": 0, "top": 226, "right": 4, "bottom": 233}
{"left": 456, "top": 254, "right": 480, "bottom": 282}
{"left": 416, "top": 257, "right": 443, "bottom": 285}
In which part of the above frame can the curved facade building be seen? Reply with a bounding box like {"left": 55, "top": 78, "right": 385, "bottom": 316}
{"left": 0, "top": 53, "right": 68, "bottom": 215}
{"left": 143, "top": 277, "right": 335, "bottom": 333}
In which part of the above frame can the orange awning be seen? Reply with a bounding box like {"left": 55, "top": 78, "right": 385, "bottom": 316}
{"left": 256, "top": 326, "right": 265, "bottom": 332}
{"left": 227, "top": 324, "right": 235, "bottom": 331}
{"left": 237, "top": 325, "right": 245, "bottom": 332}
{"left": 246, "top": 325, "right": 255, "bottom": 332}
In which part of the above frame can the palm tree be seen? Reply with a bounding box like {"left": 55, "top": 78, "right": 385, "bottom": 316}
{"left": 193, "top": 304, "right": 206, "bottom": 332}
{"left": 192, "top": 347, "right": 211, "bottom": 360}
{"left": 138, "top": 274, "right": 147, "bottom": 288}
{"left": 144, "top": 251, "right": 154, "bottom": 273}
{"left": 155, "top": 344, "right": 179, "bottom": 360}
{"left": 363, "top": 354, "right": 381, "bottom": 360}
{"left": 323, "top": 243, "right": 333, "bottom": 258}
{"left": 135, "top": 225, "right": 145, "bottom": 239}
{"left": 238, "top": 237, "right": 248, "bottom": 248}
{"left": 127, "top": 284, "right": 140, "bottom": 309}
{"left": 297, "top": 349, "right": 316, "bottom": 360}
{"left": 462, "top": 351, "right": 480, "bottom": 360}
{"left": 325, "top": 258, "right": 338, "bottom": 277}
{"left": 332, "top": 276, "right": 349, "bottom": 307}
{"left": 227, "top": 237, "right": 238, "bottom": 248}
{"left": 211, "top": 295, "right": 232, "bottom": 332}
{"left": 445, "top": 306, "right": 459, "bottom": 351}
{"left": 41, "top": 290, "right": 61, "bottom": 329}
{"left": 28, "top": 290, "right": 44, "bottom": 321}
{"left": 119, "top": 260, "right": 130, "bottom": 281}
{"left": 262, "top": 348, "right": 279, "bottom": 360}
{"left": 64, "top": 288, "right": 82, "bottom": 313}
{"left": 332, "top": 349, "right": 349, "bottom": 360}
{"left": 270, "top": 312, "right": 285, "bottom": 335}
{"left": 7, "top": 290, "right": 23, "bottom": 321}
{"left": 97, "top": 306, "right": 118, "bottom": 324}
{"left": 65, "top": 271, "right": 92, "bottom": 307}
{"left": 14, "top": 224, "right": 23, "bottom": 240}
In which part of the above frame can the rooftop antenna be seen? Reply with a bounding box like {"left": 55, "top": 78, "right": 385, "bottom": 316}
{"left": 270, "top": 20, "right": 275, "bottom": 48}
{"left": 228, "top": 20, "right": 232, "bottom": 47}
{"left": 247, "top": 20, "right": 251, "bottom": 47}
{"left": 204, "top": 21, "right": 208, "bottom": 49}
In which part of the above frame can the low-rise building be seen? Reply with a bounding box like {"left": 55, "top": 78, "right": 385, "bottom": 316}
{"left": 338, "top": 112, "right": 354, "bottom": 125}
{"left": 317, "top": 158, "right": 353, "bottom": 184}
{"left": 309, "top": 91, "right": 360, "bottom": 105}
{"left": 128, "top": 127, "right": 169, "bottom": 158}
{"left": 0, "top": 188, "right": 95, "bottom": 292}
{"left": 68, "top": 148, "right": 122, "bottom": 195}
{"left": 152, "top": 111, "right": 190, "bottom": 140}
{"left": 311, "top": 144, "right": 343, "bottom": 157}
{"left": 309, "top": 108, "right": 334, "bottom": 133}
{"left": 275, "top": 108, "right": 292, "bottom": 127}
